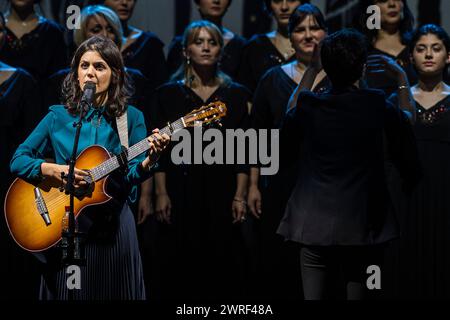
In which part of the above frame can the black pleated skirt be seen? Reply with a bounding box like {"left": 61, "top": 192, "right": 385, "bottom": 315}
{"left": 39, "top": 203, "right": 146, "bottom": 300}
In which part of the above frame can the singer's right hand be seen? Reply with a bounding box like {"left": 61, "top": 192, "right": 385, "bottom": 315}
{"left": 40, "top": 163, "right": 89, "bottom": 189}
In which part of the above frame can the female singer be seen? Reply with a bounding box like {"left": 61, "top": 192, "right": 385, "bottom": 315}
{"left": 167, "top": 0, "right": 246, "bottom": 80}
{"left": 247, "top": 3, "right": 330, "bottom": 299}
{"left": 103, "top": 0, "right": 168, "bottom": 85}
{"left": 150, "top": 20, "right": 251, "bottom": 299}
{"left": 0, "top": 10, "right": 42, "bottom": 300}
{"left": 359, "top": 0, "right": 417, "bottom": 95}
{"left": 10, "top": 36, "right": 169, "bottom": 300}
{"left": 237, "top": 0, "right": 306, "bottom": 92}
{"left": 0, "top": 0, "right": 67, "bottom": 80}
{"left": 386, "top": 24, "right": 450, "bottom": 298}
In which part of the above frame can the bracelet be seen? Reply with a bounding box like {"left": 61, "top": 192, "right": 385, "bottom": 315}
{"left": 233, "top": 198, "right": 247, "bottom": 205}
{"left": 398, "top": 85, "right": 409, "bottom": 91}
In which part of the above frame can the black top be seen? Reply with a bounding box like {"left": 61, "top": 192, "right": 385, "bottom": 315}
{"left": 237, "top": 34, "right": 296, "bottom": 92}
{"left": 44, "top": 67, "right": 153, "bottom": 117}
{"left": 387, "top": 93, "right": 450, "bottom": 298}
{"left": 149, "top": 81, "right": 251, "bottom": 298}
{"left": 0, "top": 68, "right": 41, "bottom": 199}
{"left": 365, "top": 46, "right": 418, "bottom": 97}
{"left": 0, "top": 68, "right": 42, "bottom": 300}
{"left": 122, "top": 31, "right": 168, "bottom": 87}
{"left": 167, "top": 34, "right": 247, "bottom": 80}
{"left": 0, "top": 19, "right": 67, "bottom": 81}
{"left": 277, "top": 88, "right": 420, "bottom": 246}
{"left": 252, "top": 65, "right": 330, "bottom": 130}
{"left": 149, "top": 80, "right": 251, "bottom": 175}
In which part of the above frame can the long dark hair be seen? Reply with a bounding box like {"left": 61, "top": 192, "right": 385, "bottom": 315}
{"left": 62, "top": 36, "right": 131, "bottom": 117}
{"left": 358, "top": 0, "right": 414, "bottom": 45}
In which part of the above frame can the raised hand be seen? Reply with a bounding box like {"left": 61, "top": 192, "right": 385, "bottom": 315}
{"left": 366, "top": 54, "right": 407, "bottom": 81}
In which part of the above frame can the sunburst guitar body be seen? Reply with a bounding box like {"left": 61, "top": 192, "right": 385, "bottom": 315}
{"left": 5, "top": 146, "right": 111, "bottom": 252}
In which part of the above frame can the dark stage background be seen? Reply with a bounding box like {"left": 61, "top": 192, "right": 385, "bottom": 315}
{"left": 0, "top": 0, "right": 448, "bottom": 301}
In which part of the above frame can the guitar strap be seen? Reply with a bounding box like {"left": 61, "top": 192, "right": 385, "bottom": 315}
{"left": 115, "top": 112, "right": 129, "bottom": 148}
{"left": 114, "top": 112, "right": 129, "bottom": 171}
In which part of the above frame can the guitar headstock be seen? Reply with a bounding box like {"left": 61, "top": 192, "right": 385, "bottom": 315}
{"left": 183, "top": 101, "right": 227, "bottom": 128}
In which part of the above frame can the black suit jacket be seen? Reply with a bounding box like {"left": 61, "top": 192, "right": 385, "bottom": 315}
{"left": 277, "top": 88, "right": 420, "bottom": 246}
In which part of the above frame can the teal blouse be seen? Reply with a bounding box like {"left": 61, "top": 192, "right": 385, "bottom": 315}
{"left": 10, "top": 105, "right": 153, "bottom": 202}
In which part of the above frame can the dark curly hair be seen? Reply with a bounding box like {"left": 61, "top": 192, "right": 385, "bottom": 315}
{"left": 62, "top": 36, "right": 132, "bottom": 117}
{"left": 321, "top": 29, "right": 369, "bottom": 88}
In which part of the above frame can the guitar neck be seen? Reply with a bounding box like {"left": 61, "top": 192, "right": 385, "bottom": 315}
{"left": 90, "top": 117, "right": 186, "bottom": 181}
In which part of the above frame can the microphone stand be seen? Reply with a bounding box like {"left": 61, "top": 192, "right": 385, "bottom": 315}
{"left": 61, "top": 100, "right": 89, "bottom": 300}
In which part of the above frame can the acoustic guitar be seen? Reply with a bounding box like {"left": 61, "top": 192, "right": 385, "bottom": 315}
{"left": 4, "top": 101, "right": 227, "bottom": 252}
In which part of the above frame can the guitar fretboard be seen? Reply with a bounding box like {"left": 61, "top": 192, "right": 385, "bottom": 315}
{"left": 90, "top": 118, "right": 185, "bottom": 181}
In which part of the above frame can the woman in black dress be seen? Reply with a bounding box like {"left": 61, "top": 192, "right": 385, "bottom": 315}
{"left": 386, "top": 24, "right": 450, "bottom": 299}
{"left": 151, "top": 20, "right": 250, "bottom": 299}
{"left": 167, "top": 0, "right": 246, "bottom": 80}
{"left": 247, "top": 3, "right": 329, "bottom": 300}
{"left": 10, "top": 36, "right": 169, "bottom": 300}
{"left": 102, "top": 0, "right": 168, "bottom": 86}
{"left": 0, "top": 0, "right": 67, "bottom": 80}
{"left": 0, "top": 11, "right": 42, "bottom": 300}
{"left": 358, "top": 0, "right": 417, "bottom": 96}
{"left": 237, "top": 0, "right": 307, "bottom": 92}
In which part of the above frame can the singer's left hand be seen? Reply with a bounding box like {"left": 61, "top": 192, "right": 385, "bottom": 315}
{"left": 141, "top": 129, "right": 170, "bottom": 171}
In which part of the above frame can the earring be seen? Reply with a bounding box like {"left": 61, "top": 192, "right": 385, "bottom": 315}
{"left": 187, "top": 57, "right": 191, "bottom": 65}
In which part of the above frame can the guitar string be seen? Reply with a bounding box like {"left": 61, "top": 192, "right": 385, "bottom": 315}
{"left": 40, "top": 118, "right": 187, "bottom": 214}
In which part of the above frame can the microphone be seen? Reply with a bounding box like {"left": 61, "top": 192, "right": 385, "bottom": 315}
{"left": 80, "top": 81, "right": 96, "bottom": 109}
{"left": 34, "top": 187, "right": 51, "bottom": 226}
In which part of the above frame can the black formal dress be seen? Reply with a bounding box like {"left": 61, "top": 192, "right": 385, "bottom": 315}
{"left": 237, "top": 34, "right": 296, "bottom": 92}
{"left": 0, "top": 18, "right": 67, "bottom": 81}
{"left": 385, "top": 93, "right": 450, "bottom": 299}
{"left": 0, "top": 68, "right": 42, "bottom": 300}
{"left": 122, "top": 31, "right": 168, "bottom": 87}
{"left": 365, "top": 46, "right": 417, "bottom": 97}
{"left": 250, "top": 66, "right": 330, "bottom": 299}
{"left": 149, "top": 80, "right": 251, "bottom": 299}
{"left": 167, "top": 34, "right": 247, "bottom": 80}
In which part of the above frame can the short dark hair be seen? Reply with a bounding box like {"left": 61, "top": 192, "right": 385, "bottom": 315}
{"left": 409, "top": 23, "right": 450, "bottom": 54}
{"left": 358, "top": 0, "right": 414, "bottom": 45}
{"left": 288, "top": 3, "right": 327, "bottom": 35}
{"left": 263, "top": 0, "right": 309, "bottom": 14}
{"left": 321, "top": 29, "right": 368, "bottom": 88}
{"left": 62, "top": 36, "right": 131, "bottom": 117}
